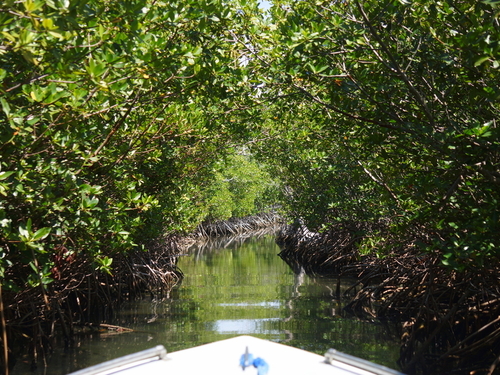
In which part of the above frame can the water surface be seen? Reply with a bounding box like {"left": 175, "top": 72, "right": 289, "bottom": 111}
{"left": 12, "top": 235, "right": 401, "bottom": 374}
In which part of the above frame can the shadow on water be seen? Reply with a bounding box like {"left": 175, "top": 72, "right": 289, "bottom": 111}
{"left": 11, "top": 234, "right": 402, "bottom": 374}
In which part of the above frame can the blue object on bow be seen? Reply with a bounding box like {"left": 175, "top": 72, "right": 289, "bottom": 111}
{"left": 252, "top": 356, "right": 269, "bottom": 375}
{"left": 240, "top": 347, "right": 254, "bottom": 370}
{"left": 240, "top": 347, "right": 269, "bottom": 375}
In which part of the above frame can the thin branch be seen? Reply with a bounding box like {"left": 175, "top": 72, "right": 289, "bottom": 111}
{"left": 6, "top": 74, "right": 49, "bottom": 92}
{"left": 0, "top": 284, "right": 9, "bottom": 375}
{"left": 292, "top": 82, "right": 414, "bottom": 134}
{"left": 355, "top": 1, "right": 435, "bottom": 128}
{"left": 438, "top": 173, "right": 463, "bottom": 211}
{"left": 76, "top": 91, "right": 140, "bottom": 174}
{"left": 357, "top": 160, "right": 400, "bottom": 205}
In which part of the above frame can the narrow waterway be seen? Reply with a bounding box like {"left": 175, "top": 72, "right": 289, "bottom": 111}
{"left": 12, "top": 235, "right": 402, "bottom": 374}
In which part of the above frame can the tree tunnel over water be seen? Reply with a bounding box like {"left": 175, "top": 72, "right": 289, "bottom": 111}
{"left": 11, "top": 235, "right": 400, "bottom": 374}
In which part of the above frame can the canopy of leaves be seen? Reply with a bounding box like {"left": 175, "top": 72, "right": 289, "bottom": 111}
{"left": 0, "top": 0, "right": 264, "bottom": 288}
{"left": 1, "top": 0, "right": 499, "bottom": 293}
{"left": 247, "top": 0, "right": 500, "bottom": 270}
{"left": 205, "top": 152, "right": 281, "bottom": 220}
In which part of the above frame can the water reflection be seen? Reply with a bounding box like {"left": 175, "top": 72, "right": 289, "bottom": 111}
{"left": 217, "top": 302, "right": 282, "bottom": 307}
{"left": 12, "top": 234, "right": 402, "bottom": 374}
{"left": 212, "top": 318, "right": 281, "bottom": 334}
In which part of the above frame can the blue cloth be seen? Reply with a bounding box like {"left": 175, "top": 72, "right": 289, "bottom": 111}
{"left": 239, "top": 352, "right": 254, "bottom": 370}
{"left": 240, "top": 348, "right": 269, "bottom": 375}
{"left": 252, "top": 357, "right": 269, "bottom": 375}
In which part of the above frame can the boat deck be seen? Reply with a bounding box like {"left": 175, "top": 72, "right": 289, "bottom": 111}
{"left": 69, "top": 335, "right": 404, "bottom": 375}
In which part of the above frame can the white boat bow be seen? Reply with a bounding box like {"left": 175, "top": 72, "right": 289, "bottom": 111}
{"left": 69, "top": 335, "right": 404, "bottom": 375}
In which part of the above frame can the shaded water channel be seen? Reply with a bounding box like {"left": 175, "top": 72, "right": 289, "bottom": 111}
{"left": 13, "top": 235, "right": 402, "bottom": 374}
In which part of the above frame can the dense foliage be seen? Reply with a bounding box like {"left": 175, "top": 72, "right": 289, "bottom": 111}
{"left": 1, "top": 0, "right": 500, "bottom": 372}
{"left": 205, "top": 153, "right": 280, "bottom": 220}
{"left": 248, "top": 0, "right": 500, "bottom": 270}
{"left": 0, "top": 0, "right": 267, "bottom": 291}
{"left": 0, "top": 0, "right": 497, "bottom": 298}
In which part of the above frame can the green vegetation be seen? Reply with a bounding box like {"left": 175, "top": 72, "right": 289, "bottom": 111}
{"left": 205, "top": 153, "right": 280, "bottom": 220}
{"left": 0, "top": 0, "right": 272, "bottom": 291}
{"left": 249, "top": 0, "right": 500, "bottom": 271}
{"left": 0, "top": 0, "right": 274, "bottom": 369}
{"left": 3, "top": 0, "right": 497, "bottom": 303}
{"left": 1, "top": 0, "right": 500, "bottom": 371}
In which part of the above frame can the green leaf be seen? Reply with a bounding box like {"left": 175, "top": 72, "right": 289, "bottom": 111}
{"left": 32, "top": 227, "right": 51, "bottom": 241}
{"left": 474, "top": 56, "right": 490, "bottom": 67}
{"left": 29, "top": 261, "right": 38, "bottom": 273}
{"left": 82, "top": 194, "right": 100, "bottom": 210}
{"left": 0, "top": 171, "right": 14, "bottom": 180}
{"left": 42, "top": 18, "right": 55, "bottom": 29}
{"left": 0, "top": 98, "right": 11, "bottom": 116}
{"left": 482, "top": 0, "right": 500, "bottom": 6}
{"left": 19, "top": 222, "right": 30, "bottom": 239}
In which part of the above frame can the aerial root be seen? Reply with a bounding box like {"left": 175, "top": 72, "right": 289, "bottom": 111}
{"left": 277, "top": 223, "right": 500, "bottom": 374}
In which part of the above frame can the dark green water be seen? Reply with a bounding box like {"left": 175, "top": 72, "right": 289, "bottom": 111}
{"left": 12, "top": 235, "right": 402, "bottom": 374}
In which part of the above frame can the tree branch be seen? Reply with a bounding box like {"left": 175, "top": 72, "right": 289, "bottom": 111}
{"left": 357, "top": 160, "right": 400, "bottom": 205}
{"left": 355, "top": 1, "right": 435, "bottom": 128}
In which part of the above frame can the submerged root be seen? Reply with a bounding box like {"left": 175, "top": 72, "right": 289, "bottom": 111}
{"left": 342, "top": 251, "right": 500, "bottom": 374}
{"left": 276, "top": 220, "right": 370, "bottom": 275}
{"left": 277, "top": 223, "right": 500, "bottom": 374}
{"left": 124, "top": 234, "right": 184, "bottom": 298}
{"left": 192, "top": 211, "right": 284, "bottom": 238}
{"left": 2, "top": 234, "right": 183, "bottom": 371}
